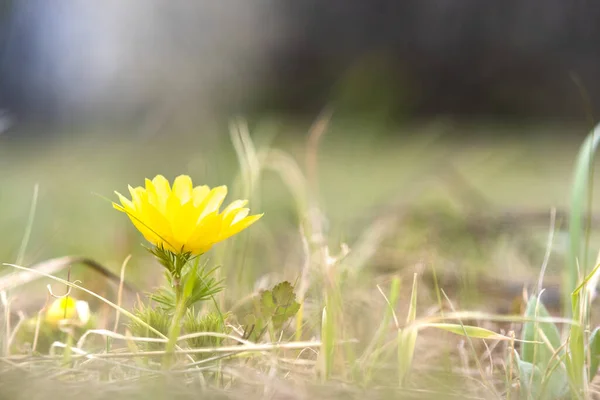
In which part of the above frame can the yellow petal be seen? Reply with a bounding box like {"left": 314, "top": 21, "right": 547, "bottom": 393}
{"left": 114, "top": 191, "right": 134, "bottom": 209}
{"left": 172, "top": 200, "right": 201, "bottom": 244}
{"left": 198, "top": 186, "right": 228, "bottom": 219}
{"left": 220, "top": 213, "right": 263, "bottom": 241}
{"left": 164, "top": 192, "right": 181, "bottom": 224}
{"left": 144, "top": 177, "right": 170, "bottom": 213}
{"left": 128, "top": 185, "right": 146, "bottom": 206}
{"left": 135, "top": 201, "right": 174, "bottom": 248}
{"left": 172, "top": 175, "right": 193, "bottom": 204}
{"left": 223, "top": 207, "right": 249, "bottom": 227}
{"left": 151, "top": 175, "right": 171, "bottom": 198}
{"left": 192, "top": 185, "right": 210, "bottom": 206}
{"left": 127, "top": 186, "right": 148, "bottom": 214}
{"left": 113, "top": 191, "right": 135, "bottom": 213}
{"left": 187, "top": 212, "right": 222, "bottom": 253}
{"left": 232, "top": 208, "right": 250, "bottom": 224}
{"left": 222, "top": 199, "right": 248, "bottom": 217}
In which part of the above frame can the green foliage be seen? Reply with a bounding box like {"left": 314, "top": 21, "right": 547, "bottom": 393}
{"left": 514, "top": 295, "right": 568, "bottom": 399}
{"left": 241, "top": 281, "right": 300, "bottom": 342}
{"left": 319, "top": 304, "right": 335, "bottom": 382}
{"left": 398, "top": 273, "right": 418, "bottom": 387}
{"left": 128, "top": 304, "right": 172, "bottom": 351}
{"left": 588, "top": 327, "right": 600, "bottom": 380}
{"left": 150, "top": 262, "right": 224, "bottom": 311}
{"left": 128, "top": 304, "right": 231, "bottom": 357}
{"left": 182, "top": 309, "right": 230, "bottom": 360}
{"left": 149, "top": 246, "right": 194, "bottom": 280}
{"left": 359, "top": 276, "right": 401, "bottom": 385}
{"left": 521, "top": 296, "right": 562, "bottom": 366}
{"left": 259, "top": 281, "right": 301, "bottom": 329}
{"left": 183, "top": 310, "right": 230, "bottom": 349}
{"left": 515, "top": 354, "right": 546, "bottom": 400}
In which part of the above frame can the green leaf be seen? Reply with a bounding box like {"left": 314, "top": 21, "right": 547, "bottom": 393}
{"left": 519, "top": 295, "right": 570, "bottom": 400}
{"left": 260, "top": 281, "right": 300, "bottom": 329}
{"left": 517, "top": 359, "right": 544, "bottom": 400}
{"left": 150, "top": 288, "right": 177, "bottom": 310}
{"left": 588, "top": 327, "right": 600, "bottom": 380}
{"left": 512, "top": 347, "right": 569, "bottom": 400}
{"left": 521, "top": 295, "right": 562, "bottom": 367}
{"left": 241, "top": 281, "right": 300, "bottom": 342}
{"left": 426, "top": 323, "right": 509, "bottom": 340}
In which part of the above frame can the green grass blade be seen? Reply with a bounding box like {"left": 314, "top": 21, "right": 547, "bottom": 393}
{"left": 319, "top": 305, "right": 335, "bottom": 382}
{"left": 567, "top": 123, "right": 600, "bottom": 316}
{"left": 361, "top": 277, "right": 401, "bottom": 384}
{"left": 398, "top": 273, "right": 418, "bottom": 387}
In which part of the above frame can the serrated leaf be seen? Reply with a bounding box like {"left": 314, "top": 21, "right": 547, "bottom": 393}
{"left": 260, "top": 281, "right": 300, "bottom": 329}
{"left": 521, "top": 295, "right": 562, "bottom": 367}
{"left": 241, "top": 312, "right": 266, "bottom": 342}
{"left": 589, "top": 327, "right": 600, "bottom": 380}
{"left": 240, "top": 281, "right": 300, "bottom": 342}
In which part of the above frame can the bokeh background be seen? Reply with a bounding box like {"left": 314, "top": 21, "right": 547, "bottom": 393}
{"left": 3, "top": 1, "right": 600, "bottom": 127}
{"left": 1, "top": 1, "right": 600, "bottom": 314}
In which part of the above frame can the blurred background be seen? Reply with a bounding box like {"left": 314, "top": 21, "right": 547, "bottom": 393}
{"left": 2, "top": 1, "right": 600, "bottom": 129}
{"left": 1, "top": 1, "right": 600, "bottom": 313}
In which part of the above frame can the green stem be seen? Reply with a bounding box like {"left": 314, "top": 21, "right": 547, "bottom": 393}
{"left": 62, "top": 330, "right": 73, "bottom": 368}
{"left": 163, "top": 278, "right": 185, "bottom": 369}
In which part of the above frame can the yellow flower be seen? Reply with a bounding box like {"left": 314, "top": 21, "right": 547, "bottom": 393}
{"left": 45, "top": 297, "right": 91, "bottom": 326}
{"left": 113, "top": 175, "right": 262, "bottom": 255}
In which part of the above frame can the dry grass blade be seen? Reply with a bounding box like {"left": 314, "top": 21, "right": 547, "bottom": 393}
{"left": 9, "top": 340, "right": 324, "bottom": 360}
{"left": 0, "top": 256, "right": 137, "bottom": 293}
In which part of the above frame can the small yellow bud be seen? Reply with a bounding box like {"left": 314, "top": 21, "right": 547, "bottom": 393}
{"left": 45, "top": 297, "right": 90, "bottom": 326}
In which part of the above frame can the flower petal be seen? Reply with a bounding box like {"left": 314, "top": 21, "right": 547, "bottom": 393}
{"left": 144, "top": 175, "right": 171, "bottom": 213}
{"left": 172, "top": 175, "right": 193, "bottom": 204}
{"left": 198, "top": 186, "right": 228, "bottom": 219}
{"left": 232, "top": 208, "right": 250, "bottom": 224}
{"left": 134, "top": 200, "right": 175, "bottom": 248}
{"left": 192, "top": 185, "right": 210, "bottom": 206}
{"left": 172, "top": 200, "right": 201, "bottom": 244}
{"left": 113, "top": 191, "right": 134, "bottom": 212}
{"left": 222, "top": 207, "right": 250, "bottom": 227}
{"left": 187, "top": 211, "right": 222, "bottom": 253}
{"left": 222, "top": 199, "right": 248, "bottom": 217}
{"left": 151, "top": 175, "right": 171, "bottom": 198}
{"left": 220, "top": 213, "right": 263, "bottom": 241}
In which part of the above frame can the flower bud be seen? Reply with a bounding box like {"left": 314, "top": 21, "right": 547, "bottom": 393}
{"left": 45, "top": 296, "right": 90, "bottom": 326}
